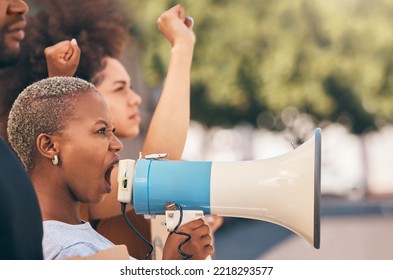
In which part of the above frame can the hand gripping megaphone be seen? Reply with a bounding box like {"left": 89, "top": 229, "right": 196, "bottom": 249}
{"left": 118, "top": 128, "right": 321, "bottom": 249}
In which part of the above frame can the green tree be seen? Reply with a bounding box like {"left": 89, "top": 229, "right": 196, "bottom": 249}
{"left": 121, "top": 0, "right": 393, "bottom": 134}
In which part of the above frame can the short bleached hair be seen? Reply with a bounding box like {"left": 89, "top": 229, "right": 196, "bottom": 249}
{"left": 7, "top": 76, "right": 96, "bottom": 171}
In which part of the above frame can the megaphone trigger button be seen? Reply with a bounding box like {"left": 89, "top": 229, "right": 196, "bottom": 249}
{"left": 145, "top": 153, "right": 168, "bottom": 160}
{"left": 122, "top": 178, "right": 128, "bottom": 190}
{"left": 164, "top": 201, "right": 177, "bottom": 211}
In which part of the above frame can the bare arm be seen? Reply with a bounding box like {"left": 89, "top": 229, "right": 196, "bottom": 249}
{"left": 88, "top": 5, "right": 195, "bottom": 220}
{"left": 141, "top": 4, "right": 195, "bottom": 160}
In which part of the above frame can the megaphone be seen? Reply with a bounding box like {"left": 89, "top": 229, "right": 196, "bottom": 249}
{"left": 118, "top": 128, "right": 321, "bottom": 249}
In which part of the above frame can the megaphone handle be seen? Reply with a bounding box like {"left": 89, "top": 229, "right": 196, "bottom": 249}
{"left": 165, "top": 210, "right": 212, "bottom": 260}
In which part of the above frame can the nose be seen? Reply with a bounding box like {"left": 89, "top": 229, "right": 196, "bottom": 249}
{"left": 109, "top": 133, "right": 123, "bottom": 152}
{"left": 127, "top": 89, "right": 142, "bottom": 106}
{"left": 8, "top": 0, "right": 29, "bottom": 15}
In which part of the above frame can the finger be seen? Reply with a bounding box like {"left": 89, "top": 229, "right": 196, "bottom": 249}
{"left": 200, "top": 234, "right": 212, "bottom": 245}
{"left": 62, "top": 39, "right": 79, "bottom": 61}
{"left": 71, "top": 38, "right": 78, "bottom": 46}
{"left": 206, "top": 215, "right": 216, "bottom": 224}
{"left": 69, "top": 39, "right": 81, "bottom": 63}
{"left": 178, "top": 218, "right": 205, "bottom": 231}
{"left": 63, "top": 44, "right": 73, "bottom": 61}
{"left": 174, "top": 4, "right": 185, "bottom": 20}
{"left": 207, "top": 216, "right": 224, "bottom": 232}
{"left": 204, "top": 244, "right": 215, "bottom": 256}
{"left": 191, "top": 224, "right": 211, "bottom": 238}
{"left": 184, "top": 16, "right": 194, "bottom": 29}
{"left": 44, "top": 40, "right": 70, "bottom": 57}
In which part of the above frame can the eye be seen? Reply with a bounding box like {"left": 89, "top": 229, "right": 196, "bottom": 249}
{"left": 114, "top": 85, "right": 125, "bottom": 92}
{"left": 97, "top": 127, "right": 106, "bottom": 135}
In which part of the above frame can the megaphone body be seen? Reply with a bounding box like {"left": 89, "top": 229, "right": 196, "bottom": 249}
{"left": 118, "top": 128, "right": 321, "bottom": 249}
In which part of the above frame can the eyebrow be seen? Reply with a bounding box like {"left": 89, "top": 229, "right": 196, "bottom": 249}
{"left": 94, "top": 119, "right": 114, "bottom": 127}
{"left": 112, "top": 81, "right": 127, "bottom": 86}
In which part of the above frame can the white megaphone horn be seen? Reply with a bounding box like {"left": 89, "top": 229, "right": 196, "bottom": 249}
{"left": 118, "top": 128, "right": 321, "bottom": 249}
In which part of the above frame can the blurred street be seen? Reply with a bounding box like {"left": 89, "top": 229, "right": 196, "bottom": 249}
{"left": 213, "top": 197, "right": 393, "bottom": 260}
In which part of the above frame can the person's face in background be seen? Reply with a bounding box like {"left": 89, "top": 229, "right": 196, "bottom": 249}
{"left": 52, "top": 91, "right": 123, "bottom": 204}
{"left": 94, "top": 57, "right": 142, "bottom": 139}
{"left": 0, "top": 0, "right": 28, "bottom": 67}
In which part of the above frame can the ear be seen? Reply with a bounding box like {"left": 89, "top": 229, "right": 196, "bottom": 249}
{"left": 36, "top": 133, "right": 59, "bottom": 161}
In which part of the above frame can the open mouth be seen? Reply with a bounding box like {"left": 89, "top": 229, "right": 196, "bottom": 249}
{"left": 104, "top": 159, "right": 119, "bottom": 193}
{"left": 104, "top": 166, "right": 114, "bottom": 193}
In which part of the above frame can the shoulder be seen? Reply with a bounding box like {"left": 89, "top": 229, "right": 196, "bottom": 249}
{"left": 43, "top": 220, "right": 114, "bottom": 260}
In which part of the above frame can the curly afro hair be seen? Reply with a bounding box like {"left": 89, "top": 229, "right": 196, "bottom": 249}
{"left": 24, "top": 0, "right": 131, "bottom": 82}
{"left": 0, "top": 0, "right": 131, "bottom": 139}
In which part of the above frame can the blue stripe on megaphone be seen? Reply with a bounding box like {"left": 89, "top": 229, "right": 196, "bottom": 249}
{"left": 133, "top": 160, "right": 212, "bottom": 215}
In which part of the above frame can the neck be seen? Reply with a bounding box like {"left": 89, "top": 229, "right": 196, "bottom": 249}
{"left": 30, "top": 165, "right": 81, "bottom": 225}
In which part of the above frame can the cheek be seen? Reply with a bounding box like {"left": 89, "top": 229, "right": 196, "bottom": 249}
{"left": 60, "top": 140, "right": 109, "bottom": 202}
{"left": 64, "top": 142, "right": 96, "bottom": 165}
{"left": 108, "top": 99, "right": 140, "bottom": 138}
{"left": 118, "top": 125, "right": 140, "bottom": 139}
{"left": 61, "top": 141, "right": 105, "bottom": 182}
{"left": 114, "top": 117, "right": 140, "bottom": 138}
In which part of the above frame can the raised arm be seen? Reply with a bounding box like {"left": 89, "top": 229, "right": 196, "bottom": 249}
{"left": 86, "top": 5, "right": 196, "bottom": 220}
{"left": 141, "top": 4, "right": 196, "bottom": 160}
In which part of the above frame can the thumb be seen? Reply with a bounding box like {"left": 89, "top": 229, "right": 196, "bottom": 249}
{"left": 69, "top": 38, "right": 81, "bottom": 62}
{"left": 71, "top": 38, "right": 77, "bottom": 45}
{"left": 184, "top": 16, "right": 194, "bottom": 29}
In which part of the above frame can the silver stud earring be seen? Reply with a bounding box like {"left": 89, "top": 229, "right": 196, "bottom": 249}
{"left": 52, "top": 155, "right": 59, "bottom": 166}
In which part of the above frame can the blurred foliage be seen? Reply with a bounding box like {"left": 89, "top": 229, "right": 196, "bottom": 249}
{"left": 120, "top": 0, "right": 393, "bottom": 134}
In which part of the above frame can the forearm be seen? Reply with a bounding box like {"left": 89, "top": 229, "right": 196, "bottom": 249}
{"left": 142, "top": 43, "right": 194, "bottom": 160}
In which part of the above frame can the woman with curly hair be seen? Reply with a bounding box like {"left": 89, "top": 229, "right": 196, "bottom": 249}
{"left": 14, "top": 0, "right": 199, "bottom": 259}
